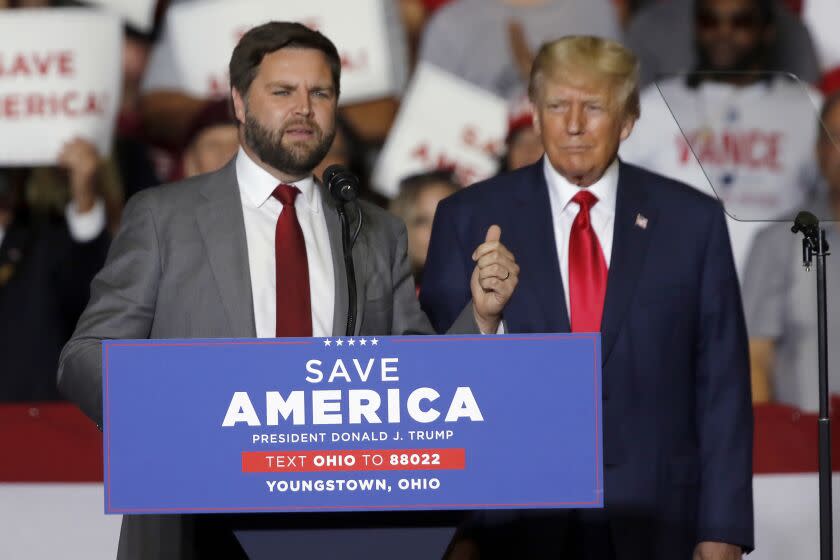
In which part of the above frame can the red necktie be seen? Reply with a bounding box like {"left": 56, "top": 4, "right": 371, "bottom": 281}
{"left": 568, "top": 190, "right": 608, "bottom": 333}
{"left": 272, "top": 184, "right": 312, "bottom": 337}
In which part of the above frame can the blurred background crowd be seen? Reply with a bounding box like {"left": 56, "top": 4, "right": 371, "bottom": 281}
{"left": 0, "top": 0, "right": 839, "bottom": 429}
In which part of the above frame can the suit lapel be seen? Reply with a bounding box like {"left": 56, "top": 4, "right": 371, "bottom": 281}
{"left": 195, "top": 161, "right": 256, "bottom": 337}
{"left": 600, "top": 161, "right": 657, "bottom": 365}
{"left": 508, "top": 163, "right": 570, "bottom": 333}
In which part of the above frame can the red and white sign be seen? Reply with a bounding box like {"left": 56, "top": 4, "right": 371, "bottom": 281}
{"left": 372, "top": 63, "right": 507, "bottom": 197}
{"left": 164, "top": 0, "right": 407, "bottom": 105}
{"left": 0, "top": 9, "right": 122, "bottom": 166}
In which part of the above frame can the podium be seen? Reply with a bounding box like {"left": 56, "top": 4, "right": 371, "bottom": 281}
{"left": 102, "top": 334, "right": 603, "bottom": 558}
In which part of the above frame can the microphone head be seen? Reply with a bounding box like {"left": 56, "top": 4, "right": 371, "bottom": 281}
{"left": 323, "top": 164, "right": 359, "bottom": 204}
{"left": 792, "top": 210, "right": 820, "bottom": 237}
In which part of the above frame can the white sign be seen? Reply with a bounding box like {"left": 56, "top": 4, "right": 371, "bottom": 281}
{"left": 372, "top": 63, "right": 508, "bottom": 197}
{"left": 165, "top": 0, "right": 407, "bottom": 105}
{"left": 87, "top": 0, "right": 157, "bottom": 33}
{"left": 0, "top": 9, "right": 122, "bottom": 166}
{"left": 803, "top": 0, "right": 840, "bottom": 71}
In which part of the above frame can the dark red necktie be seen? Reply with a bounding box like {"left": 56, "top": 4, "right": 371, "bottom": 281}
{"left": 568, "top": 190, "right": 608, "bottom": 333}
{"left": 272, "top": 184, "right": 312, "bottom": 337}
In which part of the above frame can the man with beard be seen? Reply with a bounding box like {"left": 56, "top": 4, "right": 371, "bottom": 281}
{"left": 57, "top": 22, "right": 519, "bottom": 560}
{"left": 620, "top": 0, "right": 822, "bottom": 280}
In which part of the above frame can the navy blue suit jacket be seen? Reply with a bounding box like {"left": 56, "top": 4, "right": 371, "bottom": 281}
{"left": 420, "top": 160, "right": 754, "bottom": 558}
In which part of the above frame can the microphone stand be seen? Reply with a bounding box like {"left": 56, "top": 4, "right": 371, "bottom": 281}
{"left": 336, "top": 202, "right": 363, "bottom": 337}
{"left": 791, "top": 211, "right": 833, "bottom": 560}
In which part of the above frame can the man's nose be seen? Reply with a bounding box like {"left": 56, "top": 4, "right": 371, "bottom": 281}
{"left": 293, "top": 90, "right": 312, "bottom": 116}
{"left": 566, "top": 104, "right": 584, "bottom": 135}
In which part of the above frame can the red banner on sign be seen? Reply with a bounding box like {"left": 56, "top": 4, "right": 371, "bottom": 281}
{"left": 242, "top": 448, "right": 466, "bottom": 473}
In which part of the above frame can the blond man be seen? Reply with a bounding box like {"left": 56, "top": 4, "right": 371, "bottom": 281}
{"left": 422, "top": 36, "right": 753, "bottom": 560}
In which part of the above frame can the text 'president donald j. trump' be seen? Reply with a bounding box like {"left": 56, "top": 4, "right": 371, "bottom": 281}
{"left": 422, "top": 36, "right": 753, "bottom": 560}
{"left": 57, "top": 21, "right": 520, "bottom": 560}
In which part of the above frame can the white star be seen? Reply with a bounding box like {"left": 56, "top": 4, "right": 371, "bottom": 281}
{"left": 336, "top": 338, "right": 344, "bottom": 346}
{"left": 359, "top": 339, "right": 367, "bottom": 346}
{"left": 371, "top": 338, "right": 379, "bottom": 346}
{"left": 324, "top": 339, "right": 332, "bottom": 346}
{"left": 348, "top": 338, "right": 356, "bottom": 346}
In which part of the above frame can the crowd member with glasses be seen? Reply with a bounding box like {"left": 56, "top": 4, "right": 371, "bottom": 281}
{"left": 620, "top": 0, "right": 822, "bottom": 279}
{"left": 625, "top": 0, "right": 819, "bottom": 88}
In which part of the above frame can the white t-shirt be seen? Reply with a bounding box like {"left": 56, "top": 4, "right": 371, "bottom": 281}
{"left": 620, "top": 76, "right": 822, "bottom": 279}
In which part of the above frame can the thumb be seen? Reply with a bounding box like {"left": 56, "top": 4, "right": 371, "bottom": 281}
{"left": 485, "top": 224, "right": 501, "bottom": 243}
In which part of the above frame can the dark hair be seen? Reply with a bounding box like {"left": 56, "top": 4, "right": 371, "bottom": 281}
{"left": 229, "top": 21, "right": 341, "bottom": 99}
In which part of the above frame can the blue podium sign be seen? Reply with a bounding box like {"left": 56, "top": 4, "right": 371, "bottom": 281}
{"left": 102, "top": 334, "right": 603, "bottom": 514}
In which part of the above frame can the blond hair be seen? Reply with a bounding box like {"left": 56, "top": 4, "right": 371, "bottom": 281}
{"left": 528, "top": 35, "right": 640, "bottom": 120}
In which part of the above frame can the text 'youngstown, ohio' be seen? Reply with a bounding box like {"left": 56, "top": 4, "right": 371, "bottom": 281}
{"left": 264, "top": 477, "right": 441, "bottom": 493}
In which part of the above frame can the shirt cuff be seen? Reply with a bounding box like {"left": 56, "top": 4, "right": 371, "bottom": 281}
{"left": 65, "top": 197, "right": 106, "bottom": 243}
{"left": 479, "top": 319, "right": 506, "bottom": 335}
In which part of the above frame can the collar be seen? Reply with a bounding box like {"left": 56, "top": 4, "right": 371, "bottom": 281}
{"left": 235, "top": 147, "right": 320, "bottom": 213}
{"left": 542, "top": 155, "right": 619, "bottom": 215}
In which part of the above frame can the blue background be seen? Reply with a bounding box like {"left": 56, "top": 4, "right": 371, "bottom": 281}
{"left": 103, "top": 333, "right": 602, "bottom": 514}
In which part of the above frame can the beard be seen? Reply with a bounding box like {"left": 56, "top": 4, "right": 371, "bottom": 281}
{"left": 695, "top": 39, "right": 767, "bottom": 75}
{"left": 243, "top": 113, "right": 335, "bottom": 178}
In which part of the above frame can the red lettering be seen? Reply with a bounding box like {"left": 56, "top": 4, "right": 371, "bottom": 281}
{"left": 0, "top": 91, "right": 108, "bottom": 119}
{"left": 461, "top": 126, "right": 503, "bottom": 158}
{"left": 411, "top": 143, "right": 430, "bottom": 163}
{"left": 2, "top": 95, "right": 20, "bottom": 118}
{"left": 58, "top": 50, "right": 74, "bottom": 76}
{"left": 434, "top": 152, "right": 458, "bottom": 170}
{"left": 766, "top": 132, "right": 781, "bottom": 171}
{"left": 10, "top": 54, "right": 30, "bottom": 77}
{"left": 61, "top": 91, "right": 78, "bottom": 117}
{"left": 26, "top": 93, "right": 44, "bottom": 116}
{"left": 677, "top": 135, "right": 693, "bottom": 164}
{"left": 0, "top": 51, "right": 76, "bottom": 77}
{"left": 482, "top": 140, "right": 503, "bottom": 158}
{"left": 462, "top": 126, "right": 477, "bottom": 148}
{"left": 85, "top": 92, "right": 101, "bottom": 114}
{"left": 32, "top": 52, "right": 51, "bottom": 76}
{"left": 684, "top": 128, "right": 785, "bottom": 172}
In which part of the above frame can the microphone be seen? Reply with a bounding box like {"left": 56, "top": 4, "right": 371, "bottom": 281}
{"left": 323, "top": 164, "right": 359, "bottom": 204}
{"left": 791, "top": 210, "right": 820, "bottom": 241}
{"left": 322, "top": 164, "right": 363, "bottom": 337}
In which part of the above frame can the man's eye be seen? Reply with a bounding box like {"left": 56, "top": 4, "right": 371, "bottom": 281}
{"left": 272, "top": 90, "right": 290, "bottom": 96}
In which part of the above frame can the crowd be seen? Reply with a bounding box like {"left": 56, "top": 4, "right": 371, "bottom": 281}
{"left": 1, "top": 0, "right": 838, "bottom": 415}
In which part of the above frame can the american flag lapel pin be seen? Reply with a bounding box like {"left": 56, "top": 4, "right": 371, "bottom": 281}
{"left": 635, "top": 213, "right": 648, "bottom": 230}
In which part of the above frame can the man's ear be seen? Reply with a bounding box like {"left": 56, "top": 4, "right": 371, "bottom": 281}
{"left": 619, "top": 115, "right": 637, "bottom": 142}
{"left": 183, "top": 147, "right": 199, "bottom": 179}
{"left": 231, "top": 87, "right": 247, "bottom": 125}
{"left": 531, "top": 103, "right": 542, "bottom": 137}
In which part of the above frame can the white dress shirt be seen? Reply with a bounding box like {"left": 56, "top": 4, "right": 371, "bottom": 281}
{"left": 0, "top": 198, "right": 105, "bottom": 248}
{"left": 543, "top": 156, "right": 618, "bottom": 313}
{"left": 236, "top": 148, "right": 335, "bottom": 338}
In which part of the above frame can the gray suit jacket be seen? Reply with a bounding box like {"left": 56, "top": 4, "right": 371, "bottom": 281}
{"left": 57, "top": 160, "right": 478, "bottom": 559}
